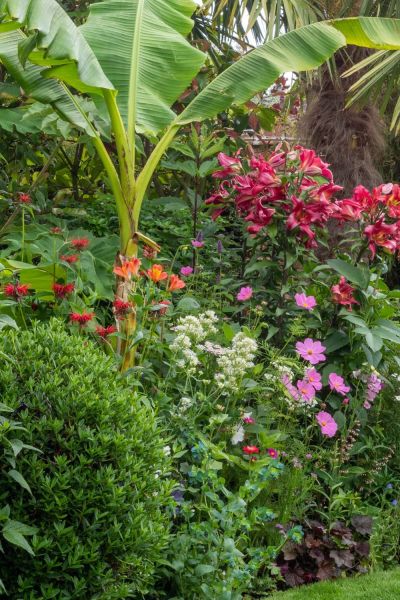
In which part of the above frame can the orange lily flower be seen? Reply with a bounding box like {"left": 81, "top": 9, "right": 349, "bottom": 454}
{"left": 168, "top": 274, "right": 186, "bottom": 292}
{"left": 113, "top": 258, "right": 141, "bottom": 279}
{"left": 147, "top": 264, "right": 168, "bottom": 282}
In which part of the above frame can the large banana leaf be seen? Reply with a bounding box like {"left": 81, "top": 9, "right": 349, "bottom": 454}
{"left": 0, "top": 0, "right": 113, "bottom": 93}
{"left": 79, "top": 0, "right": 205, "bottom": 136}
{"left": 176, "top": 17, "right": 400, "bottom": 125}
{"left": 0, "top": 29, "right": 96, "bottom": 134}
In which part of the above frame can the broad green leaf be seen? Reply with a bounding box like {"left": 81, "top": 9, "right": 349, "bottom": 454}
{"left": 0, "top": 315, "right": 18, "bottom": 331}
{"left": 176, "top": 18, "right": 400, "bottom": 125}
{"left": 326, "top": 258, "right": 370, "bottom": 289}
{"left": 332, "top": 16, "right": 400, "bottom": 50}
{"left": 0, "top": 0, "right": 113, "bottom": 93}
{"left": 176, "top": 296, "right": 200, "bottom": 312}
{"left": 0, "top": 29, "right": 95, "bottom": 135}
{"left": 324, "top": 331, "right": 349, "bottom": 353}
{"left": 80, "top": 0, "right": 205, "bottom": 135}
{"left": 2, "top": 519, "right": 37, "bottom": 555}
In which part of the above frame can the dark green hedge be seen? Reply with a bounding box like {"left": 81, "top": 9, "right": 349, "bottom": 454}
{"left": 0, "top": 320, "right": 172, "bottom": 599}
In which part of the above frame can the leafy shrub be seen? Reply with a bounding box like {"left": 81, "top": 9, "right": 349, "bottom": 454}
{"left": 0, "top": 404, "right": 37, "bottom": 595}
{"left": 0, "top": 320, "right": 173, "bottom": 599}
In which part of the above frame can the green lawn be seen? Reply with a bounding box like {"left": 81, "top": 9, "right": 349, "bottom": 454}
{"left": 269, "top": 570, "right": 400, "bottom": 600}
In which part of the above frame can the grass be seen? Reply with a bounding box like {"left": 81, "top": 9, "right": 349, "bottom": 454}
{"left": 268, "top": 569, "right": 400, "bottom": 600}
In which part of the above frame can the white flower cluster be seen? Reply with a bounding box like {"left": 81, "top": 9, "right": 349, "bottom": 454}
{"left": 215, "top": 332, "right": 258, "bottom": 393}
{"left": 170, "top": 311, "right": 218, "bottom": 372}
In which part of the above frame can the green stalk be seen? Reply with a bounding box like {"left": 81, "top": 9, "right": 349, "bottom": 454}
{"left": 103, "top": 90, "right": 135, "bottom": 199}
{"left": 133, "top": 123, "right": 180, "bottom": 225}
{"left": 91, "top": 136, "right": 131, "bottom": 253}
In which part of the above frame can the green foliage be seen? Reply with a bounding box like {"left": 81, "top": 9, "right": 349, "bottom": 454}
{"left": 0, "top": 320, "right": 173, "bottom": 599}
{"left": 0, "top": 404, "right": 38, "bottom": 595}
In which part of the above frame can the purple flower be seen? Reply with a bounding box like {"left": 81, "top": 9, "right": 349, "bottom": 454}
{"left": 237, "top": 286, "right": 253, "bottom": 302}
{"left": 180, "top": 266, "right": 194, "bottom": 276}
{"left": 192, "top": 231, "right": 204, "bottom": 248}
{"left": 217, "top": 240, "right": 224, "bottom": 254}
{"left": 391, "top": 499, "right": 398, "bottom": 506}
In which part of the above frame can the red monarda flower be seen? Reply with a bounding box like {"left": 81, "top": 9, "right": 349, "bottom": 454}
{"left": 96, "top": 325, "right": 117, "bottom": 338}
{"left": 51, "top": 226, "right": 62, "bottom": 234}
{"left": 70, "top": 237, "right": 90, "bottom": 251}
{"left": 331, "top": 277, "right": 359, "bottom": 311}
{"left": 69, "top": 311, "right": 94, "bottom": 326}
{"left": 4, "top": 283, "right": 30, "bottom": 299}
{"left": 61, "top": 254, "right": 79, "bottom": 264}
{"left": 113, "top": 298, "right": 132, "bottom": 317}
{"left": 18, "top": 193, "right": 31, "bottom": 204}
{"left": 52, "top": 282, "right": 75, "bottom": 299}
{"left": 243, "top": 445, "right": 260, "bottom": 455}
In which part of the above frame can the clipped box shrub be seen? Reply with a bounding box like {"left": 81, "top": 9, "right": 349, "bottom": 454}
{"left": 0, "top": 320, "right": 172, "bottom": 599}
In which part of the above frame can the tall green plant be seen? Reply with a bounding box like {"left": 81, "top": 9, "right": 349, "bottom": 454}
{"left": 0, "top": 1, "right": 399, "bottom": 368}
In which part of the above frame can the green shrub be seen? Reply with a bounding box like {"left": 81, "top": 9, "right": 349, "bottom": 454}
{"left": 0, "top": 320, "right": 173, "bottom": 599}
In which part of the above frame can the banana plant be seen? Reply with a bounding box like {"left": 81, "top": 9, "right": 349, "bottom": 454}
{"left": 0, "top": 1, "right": 399, "bottom": 369}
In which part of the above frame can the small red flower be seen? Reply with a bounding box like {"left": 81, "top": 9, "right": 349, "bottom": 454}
{"left": 60, "top": 254, "right": 79, "bottom": 264}
{"left": 52, "top": 283, "right": 75, "bottom": 299}
{"left": 18, "top": 193, "right": 31, "bottom": 204}
{"left": 69, "top": 311, "right": 94, "bottom": 326}
{"left": 4, "top": 283, "right": 30, "bottom": 299}
{"left": 113, "top": 298, "right": 133, "bottom": 317}
{"left": 51, "top": 226, "right": 62, "bottom": 234}
{"left": 243, "top": 445, "right": 260, "bottom": 455}
{"left": 96, "top": 325, "right": 117, "bottom": 338}
{"left": 70, "top": 237, "right": 90, "bottom": 251}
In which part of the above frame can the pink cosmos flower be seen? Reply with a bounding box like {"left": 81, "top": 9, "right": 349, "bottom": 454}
{"left": 237, "top": 286, "right": 253, "bottom": 302}
{"left": 305, "top": 368, "right": 322, "bottom": 391}
{"left": 295, "top": 293, "right": 317, "bottom": 311}
{"left": 328, "top": 372, "right": 351, "bottom": 396}
{"left": 296, "top": 338, "right": 326, "bottom": 365}
{"left": 363, "top": 401, "right": 372, "bottom": 410}
{"left": 281, "top": 373, "right": 299, "bottom": 400}
{"left": 180, "top": 266, "right": 194, "bottom": 276}
{"left": 296, "top": 379, "right": 316, "bottom": 402}
{"left": 342, "top": 397, "right": 350, "bottom": 406}
{"left": 316, "top": 411, "right": 338, "bottom": 437}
